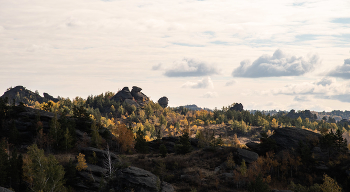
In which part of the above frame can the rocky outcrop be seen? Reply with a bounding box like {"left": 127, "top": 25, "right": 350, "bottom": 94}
{"left": 286, "top": 109, "right": 317, "bottom": 120}
{"left": 269, "top": 127, "right": 321, "bottom": 152}
{"left": 111, "top": 86, "right": 149, "bottom": 108}
{"left": 131, "top": 86, "right": 149, "bottom": 103}
{"left": 236, "top": 148, "right": 259, "bottom": 163}
{"left": 158, "top": 96, "right": 169, "bottom": 108}
{"left": 43, "top": 92, "right": 59, "bottom": 102}
{"left": 111, "top": 87, "right": 133, "bottom": 102}
{"left": 230, "top": 103, "right": 243, "bottom": 112}
{"left": 116, "top": 166, "right": 174, "bottom": 192}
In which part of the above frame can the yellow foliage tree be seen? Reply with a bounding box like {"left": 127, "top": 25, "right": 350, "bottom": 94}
{"left": 76, "top": 153, "right": 87, "bottom": 171}
{"left": 233, "top": 133, "right": 241, "bottom": 148}
{"left": 321, "top": 174, "right": 342, "bottom": 192}
{"left": 112, "top": 124, "right": 134, "bottom": 152}
{"left": 270, "top": 118, "right": 278, "bottom": 128}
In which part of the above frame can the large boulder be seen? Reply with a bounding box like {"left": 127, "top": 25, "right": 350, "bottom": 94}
{"left": 229, "top": 103, "right": 243, "bottom": 112}
{"left": 269, "top": 127, "right": 321, "bottom": 152}
{"left": 111, "top": 87, "right": 133, "bottom": 102}
{"left": 237, "top": 148, "right": 259, "bottom": 163}
{"left": 116, "top": 166, "right": 174, "bottom": 192}
{"left": 158, "top": 97, "right": 169, "bottom": 108}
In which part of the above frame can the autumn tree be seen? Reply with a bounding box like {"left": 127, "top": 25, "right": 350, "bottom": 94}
{"left": 233, "top": 133, "right": 241, "bottom": 148}
{"left": 112, "top": 124, "right": 134, "bottom": 153}
{"left": 270, "top": 118, "right": 278, "bottom": 129}
{"left": 76, "top": 153, "right": 88, "bottom": 171}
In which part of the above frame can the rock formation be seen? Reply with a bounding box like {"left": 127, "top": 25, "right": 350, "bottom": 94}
{"left": 269, "top": 127, "right": 321, "bottom": 152}
{"left": 116, "top": 166, "right": 174, "bottom": 192}
{"left": 111, "top": 86, "right": 149, "bottom": 108}
{"left": 230, "top": 103, "right": 243, "bottom": 112}
{"left": 158, "top": 96, "right": 169, "bottom": 108}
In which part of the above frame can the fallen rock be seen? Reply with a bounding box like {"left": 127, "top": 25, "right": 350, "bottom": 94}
{"left": 237, "top": 148, "right": 259, "bottom": 163}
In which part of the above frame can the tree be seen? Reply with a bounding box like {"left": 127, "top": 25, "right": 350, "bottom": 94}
{"left": 49, "top": 113, "right": 62, "bottom": 150}
{"left": 23, "top": 144, "right": 66, "bottom": 192}
{"left": 76, "top": 153, "right": 88, "bottom": 171}
{"left": 135, "top": 128, "right": 148, "bottom": 153}
{"left": 112, "top": 124, "right": 134, "bottom": 153}
{"left": 270, "top": 118, "right": 278, "bottom": 129}
{"left": 91, "top": 121, "right": 102, "bottom": 148}
{"left": 226, "top": 152, "right": 235, "bottom": 170}
{"left": 233, "top": 133, "right": 241, "bottom": 148}
{"left": 321, "top": 174, "right": 342, "bottom": 192}
{"left": 176, "top": 129, "right": 192, "bottom": 154}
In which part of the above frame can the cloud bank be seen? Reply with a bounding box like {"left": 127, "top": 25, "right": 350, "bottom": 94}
{"left": 182, "top": 77, "right": 214, "bottom": 89}
{"left": 164, "top": 58, "right": 220, "bottom": 77}
{"left": 232, "top": 49, "right": 319, "bottom": 78}
{"left": 271, "top": 77, "right": 350, "bottom": 103}
{"left": 328, "top": 59, "right": 350, "bottom": 79}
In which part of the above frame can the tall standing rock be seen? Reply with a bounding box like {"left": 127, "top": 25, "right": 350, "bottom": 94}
{"left": 158, "top": 96, "right": 168, "bottom": 108}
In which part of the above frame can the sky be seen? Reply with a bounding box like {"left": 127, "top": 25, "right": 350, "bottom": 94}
{"left": 1, "top": 0, "right": 350, "bottom": 111}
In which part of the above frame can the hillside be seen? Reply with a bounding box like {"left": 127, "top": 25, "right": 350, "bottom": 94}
{"left": 0, "top": 85, "right": 350, "bottom": 192}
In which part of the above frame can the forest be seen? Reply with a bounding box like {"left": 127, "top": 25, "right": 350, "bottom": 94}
{"left": 0, "top": 85, "right": 350, "bottom": 192}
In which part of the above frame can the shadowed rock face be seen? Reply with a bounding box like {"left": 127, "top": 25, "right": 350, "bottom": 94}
{"left": 111, "top": 87, "right": 133, "bottom": 102}
{"left": 116, "top": 166, "right": 174, "bottom": 192}
{"left": 269, "top": 127, "right": 321, "bottom": 152}
{"left": 158, "top": 96, "right": 168, "bottom": 108}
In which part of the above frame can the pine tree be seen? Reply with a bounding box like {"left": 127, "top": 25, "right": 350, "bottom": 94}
{"left": 176, "top": 129, "right": 192, "bottom": 154}
{"left": 91, "top": 121, "right": 102, "bottom": 148}
{"left": 135, "top": 128, "right": 148, "bottom": 153}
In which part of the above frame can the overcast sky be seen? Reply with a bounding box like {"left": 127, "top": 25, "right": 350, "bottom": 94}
{"left": 1, "top": 0, "right": 350, "bottom": 111}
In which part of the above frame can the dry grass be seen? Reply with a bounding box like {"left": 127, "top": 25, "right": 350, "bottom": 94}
{"left": 54, "top": 153, "right": 75, "bottom": 165}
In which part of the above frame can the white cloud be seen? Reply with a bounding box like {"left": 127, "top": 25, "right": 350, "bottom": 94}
{"left": 164, "top": 58, "right": 220, "bottom": 77}
{"left": 232, "top": 49, "right": 319, "bottom": 78}
{"left": 182, "top": 77, "right": 214, "bottom": 89}
{"left": 328, "top": 58, "right": 350, "bottom": 79}
{"left": 201, "top": 92, "right": 218, "bottom": 98}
